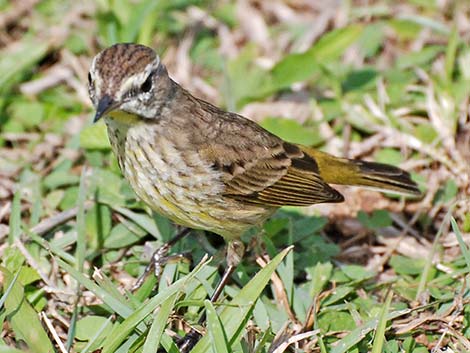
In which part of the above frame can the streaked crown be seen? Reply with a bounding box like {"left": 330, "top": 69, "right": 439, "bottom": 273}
{"left": 89, "top": 43, "right": 166, "bottom": 121}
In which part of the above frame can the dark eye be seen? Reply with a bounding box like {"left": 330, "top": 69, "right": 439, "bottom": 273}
{"left": 88, "top": 72, "right": 92, "bottom": 86}
{"left": 141, "top": 74, "right": 153, "bottom": 93}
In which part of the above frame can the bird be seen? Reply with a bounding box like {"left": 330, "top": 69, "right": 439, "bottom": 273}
{"left": 88, "top": 43, "right": 421, "bottom": 303}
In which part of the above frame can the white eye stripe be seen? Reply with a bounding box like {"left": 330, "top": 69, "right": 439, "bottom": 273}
{"left": 116, "top": 59, "right": 160, "bottom": 99}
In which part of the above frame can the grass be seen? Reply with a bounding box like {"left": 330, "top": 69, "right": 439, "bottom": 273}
{"left": 1, "top": 0, "right": 470, "bottom": 352}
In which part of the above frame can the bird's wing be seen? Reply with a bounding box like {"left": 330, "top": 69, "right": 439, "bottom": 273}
{"left": 197, "top": 113, "right": 344, "bottom": 206}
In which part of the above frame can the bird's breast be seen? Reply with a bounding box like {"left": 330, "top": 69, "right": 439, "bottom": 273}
{"left": 105, "top": 118, "right": 275, "bottom": 238}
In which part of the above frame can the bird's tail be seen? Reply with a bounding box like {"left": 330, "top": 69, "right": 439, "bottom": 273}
{"left": 303, "top": 148, "right": 421, "bottom": 196}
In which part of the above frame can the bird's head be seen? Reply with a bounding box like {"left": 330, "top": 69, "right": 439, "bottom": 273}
{"left": 88, "top": 43, "right": 168, "bottom": 123}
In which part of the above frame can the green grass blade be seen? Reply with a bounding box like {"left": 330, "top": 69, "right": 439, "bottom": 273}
{"left": 445, "top": 26, "right": 459, "bottom": 84}
{"left": 142, "top": 293, "right": 178, "bottom": 353}
{"left": 8, "top": 190, "right": 21, "bottom": 244}
{"left": 0, "top": 270, "right": 20, "bottom": 310}
{"left": 115, "top": 207, "right": 161, "bottom": 240}
{"left": 101, "top": 256, "right": 209, "bottom": 353}
{"left": 190, "top": 246, "right": 293, "bottom": 353}
{"left": 76, "top": 168, "right": 88, "bottom": 273}
{"left": 1, "top": 267, "right": 54, "bottom": 353}
{"left": 371, "top": 289, "right": 393, "bottom": 353}
{"left": 205, "top": 299, "right": 230, "bottom": 353}
{"left": 57, "top": 258, "right": 134, "bottom": 318}
{"left": 81, "top": 316, "right": 114, "bottom": 353}
{"left": 416, "top": 205, "right": 454, "bottom": 300}
{"left": 451, "top": 217, "right": 470, "bottom": 271}
{"left": 331, "top": 308, "right": 412, "bottom": 353}
{"left": 0, "top": 347, "right": 26, "bottom": 353}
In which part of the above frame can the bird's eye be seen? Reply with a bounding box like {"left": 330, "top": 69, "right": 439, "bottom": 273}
{"left": 141, "top": 74, "right": 153, "bottom": 93}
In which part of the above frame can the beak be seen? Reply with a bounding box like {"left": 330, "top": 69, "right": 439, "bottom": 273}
{"left": 93, "top": 95, "right": 115, "bottom": 123}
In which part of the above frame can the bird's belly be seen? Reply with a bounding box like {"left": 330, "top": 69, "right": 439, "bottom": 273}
{"left": 110, "top": 123, "right": 272, "bottom": 238}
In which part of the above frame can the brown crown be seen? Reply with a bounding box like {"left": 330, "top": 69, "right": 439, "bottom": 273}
{"left": 94, "top": 43, "right": 156, "bottom": 91}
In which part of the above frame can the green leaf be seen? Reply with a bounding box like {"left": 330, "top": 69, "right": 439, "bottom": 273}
{"left": 389, "top": 255, "right": 425, "bottom": 275}
{"left": 396, "top": 45, "right": 443, "bottom": 69}
{"left": 374, "top": 149, "right": 405, "bottom": 166}
{"left": 271, "top": 24, "right": 363, "bottom": 88}
{"left": 114, "top": 207, "right": 161, "bottom": 240}
{"left": 307, "top": 262, "right": 333, "bottom": 297}
{"left": 101, "top": 256, "right": 209, "bottom": 353}
{"left": 0, "top": 38, "right": 49, "bottom": 90}
{"left": 318, "top": 311, "right": 355, "bottom": 332}
{"left": 445, "top": 26, "right": 459, "bottom": 84}
{"left": 191, "top": 247, "right": 293, "bottom": 353}
{"left": 463, "top": 213, "right": 470, "bottom": 232}
{"left": 86, "top": 203, "right": 112, "bottom": 250}
{"left": 142, "top": 293, "right": 178, "bottom": 353}
{"left": 76, "top": 315, "right": 113, "bottom": 341}
{"left": 358, "top": 210, "right": 392, "bottom": 229}
{"left": 7, "top": 101, "right": 45, "bottom": 129}
{"left": 371, "top": 290, "right": 393, "bottom": 353}
{"left": 322, "top": 286, "right": 354, "bottom": 306}
{"left": 342, "top": 69, "right": 378, "bottom": 94}
{"left": 0, "top": 347, "right": 26, "bottom": 353}
{"left": 104, "top": 223, "right": 145, "bottom": 249}
{"left": 43, "top": 170, "right": 80, "bottom": 190}
{"left": 204, "top": 300, "right": 230, "bottom": 353}
{"left": 342, "top": 265, "right": 375, "bottom": 281}
{"left": 260, "top": 118, "right": 323, "bottom": 146}
{"left": 80, "top": 121, "right": 111, "bottom": 150}
{"left": 331, "top": 308, "right": 412, "bottom": 353}
{"left": 1, "top": 267, "right": 54, "bottom": 353}
{"left": 451, "top": 217, "right": 470, "bottom": 272}
{"left": 8, "top": 190, "right": 22, "bottom": 243}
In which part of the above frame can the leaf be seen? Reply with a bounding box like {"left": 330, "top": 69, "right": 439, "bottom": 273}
{"left": 0, "top": 38, "right": 49, "bottom": 90}
{"left": 342, "top": 69, "right": 378, "bottom": 94}
{"left": 1, "top": 267, "right": 55, "bottom": 353}
{"left": 75, "top": 315, "right": 113, "bottom": 341}
{"left": 204, "top": 300, "right": 230, "bottom": 353}
{"left": 371, "top": 290, "right": 393, "bottom": 353}
{"left": 142, "top": 293, "right": 178, "bottom": 353}
{"left": 341, "top": 265, "right": 375, "bottom": 281}
{"left": 451, "top": 217, "right": 470, "bottom": 272}
{"left": 190, "top": 247, "right": 293, "bottom": 353}
{"left": 331, "top": 308, "right": 412, "bottom": 353}
{"left": 357, "top": 210, "right": 392, "bottom": 230}
{"left": 318, "top": 311, "right": 355, "bottom": 332}
{"left": 260, "top": 118, "right": 323, "bottom": 146}
{"left": 104, "top": 223, "right": 145, "bottom": 249}
{"left": 114, "top": 207, "right": 161, "bottom": 240}
{"left": 8, "top": 190, "right": 21, "bottom": 243}
{"left": 101, "top": 256, "right": 209, "bottom": 353}
{"left": 374, "top": 149, "right": 405, "bottom": 166}
{"left": 307, "top": 262, "right": 333, "bottom": 297}
{"left": 271, "top": 24, "right": 363, "bottom": 88}
{"left": 396, "top": 45, "right": 443, "bottom": 69}
{"left": 80, "top": 121, "right": 111, "bottom": 150}
{"left": 389, "top": 255, "right": 425, "bottom": 275}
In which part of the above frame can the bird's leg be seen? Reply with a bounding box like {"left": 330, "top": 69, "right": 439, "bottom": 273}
{"left": 208, "top": 239, "right": 245, "bottom": 304}
{"left": 132, "top": 227, "right": 191, "bottom": 291}
{"left": 177, "top": 240, "right": 245, "bottom": 352}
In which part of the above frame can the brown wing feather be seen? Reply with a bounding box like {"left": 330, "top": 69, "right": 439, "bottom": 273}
{"left": 197, "top": 113, "right": 344, "bottom": 206}
{"left": 238, "top": 142, "right": 344, "bottom": 206}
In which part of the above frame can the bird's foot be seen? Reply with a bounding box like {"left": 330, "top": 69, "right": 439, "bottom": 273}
{"left": 132, "top": 228, "right": 191, "bottom": 291}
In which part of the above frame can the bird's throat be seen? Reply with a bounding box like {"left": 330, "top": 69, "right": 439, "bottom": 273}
{"left": 107, "top": 110, "right": 141, "bottom": 125}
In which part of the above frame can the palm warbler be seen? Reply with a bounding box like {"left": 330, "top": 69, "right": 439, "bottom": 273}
{"left": 88, "top": 43, "right": 420, "bottom": 287}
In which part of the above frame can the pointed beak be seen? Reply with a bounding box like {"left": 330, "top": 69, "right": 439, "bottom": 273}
{"left": 93, "top": 95, "right": 115, "bottom": 123}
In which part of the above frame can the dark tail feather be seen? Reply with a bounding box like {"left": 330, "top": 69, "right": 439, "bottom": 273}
{"left": 350, "top": 160, "right": 421, "bottom": 196}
